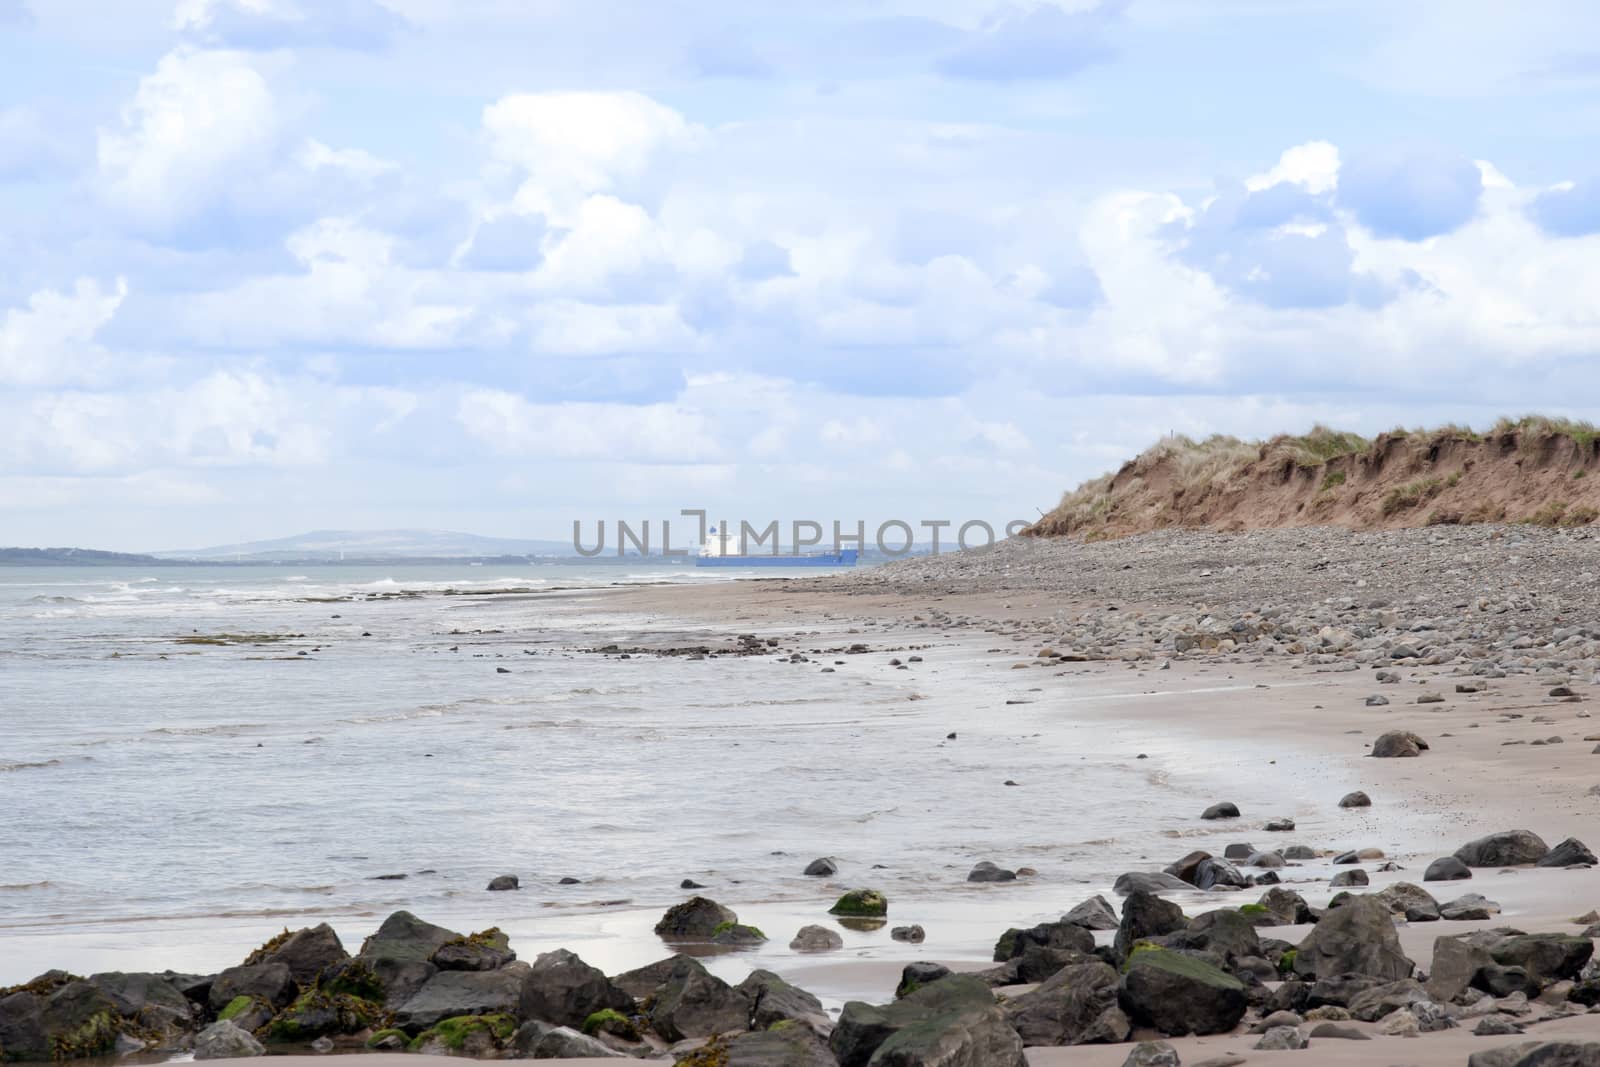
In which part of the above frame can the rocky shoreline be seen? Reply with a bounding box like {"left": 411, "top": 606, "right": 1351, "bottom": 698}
{"left": 6, "top": 843, "right": 1600, "bottom": 1066}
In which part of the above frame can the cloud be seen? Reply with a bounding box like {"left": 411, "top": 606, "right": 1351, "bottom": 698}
{"left": 0, "top": 278, "right": 128, "bottom": 387}
{"left": 1337, "top": 148, "right": 1484, "bottom": 241}
{"left": 175, "top": 0, "right": 406, "bottom": 51}
{"left": 936, "top": 1, "right": 1121, "bottom": 81}
{"left": 457, "top": 388, "right": 714, "bottom": 462}
{"left": 96, "top": 47, "right": 282, "bottom": 232}
{"left": 1529, "top": 178, "right": 1600, "bottom": 237}
{"left": 483, "top": 91, "right": 694, "bottom": 224}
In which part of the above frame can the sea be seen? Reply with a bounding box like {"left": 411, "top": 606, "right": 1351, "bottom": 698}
{"left": 0, "top": 560, "right": 1432, "bottom": 1003}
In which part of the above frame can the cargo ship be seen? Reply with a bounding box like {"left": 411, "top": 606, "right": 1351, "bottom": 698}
{"left": 694, "top": 526, "right": 859, "bottom": 567}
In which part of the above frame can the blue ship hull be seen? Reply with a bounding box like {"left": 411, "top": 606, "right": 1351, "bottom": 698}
{"left": 696, "top": 549, "right": 859, "bottom": 568}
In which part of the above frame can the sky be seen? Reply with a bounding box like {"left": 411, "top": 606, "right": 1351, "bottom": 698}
{"left": 4, "top": 0, "right": 1600, "bottom": 551}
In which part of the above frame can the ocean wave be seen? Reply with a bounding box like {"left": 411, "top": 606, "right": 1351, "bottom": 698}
{"left": 0, "top": 881, "right": 52, "bottom": 891}
{"left": 27, "top": 595, "right": 82, "bottom": 604}
{"left": 0, "top": 759, "right": 62, "bottom": 773}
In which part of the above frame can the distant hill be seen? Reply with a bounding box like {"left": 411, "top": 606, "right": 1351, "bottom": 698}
{"left": 156, "top": 528, "right": 579, "bottom": 561}
{"left": 1029, "top": 416, "right": 1600, "bottom": 540}
{"left": 0, "top": 547, "right": 169, "bottom": 566}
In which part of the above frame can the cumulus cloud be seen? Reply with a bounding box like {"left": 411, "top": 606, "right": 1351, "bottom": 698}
{"left": 1337, "top": 148, "right": 1484, "bottom": 241}
{"left": 0, "top": 278, "right": 127, "bottom": 388}
{"left": 96, "top": 47, "right": 281, "bottom": 232}
{"left": 484, "top": 91, "right": 695, "bottom": 224}
{"left": 175, "top": 0, "right": 406, "bottom": 51}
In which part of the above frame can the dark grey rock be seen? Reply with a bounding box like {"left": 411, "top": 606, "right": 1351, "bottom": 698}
{"left": 1117, "top": 948, "right": 1247, "bottom": 1036}
{"left": 1425, "top": 856, "right": 1474, "bottom": 881}
{"left": 1454, "top": 830, "right": 1551, "bottom": 868}
{"left": 1004, "top": 961, "right": 1130, "bottom": 1046}
{"left": 654, "top": 896, "right": 738, "bottom": 939}
{"left": 1292, "top": 895, "right": 1414, "bottom": 981}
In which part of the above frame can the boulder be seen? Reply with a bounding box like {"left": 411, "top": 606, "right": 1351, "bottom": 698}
{"left": 830, "top": 976, "right": 1023, "bottom": 1067}
{"left": 1371, "top": 730, "right": 1427, "bottom": 758}
{"left": 86, "top": 972, "right": 195, "bottom": 1037}
{"left": 1292, "top": 896, "right": 1414, "bottom": 981}
{"left": 1159, "top": 909, "right": 1261, "bottom": 963}
{"left": 193, "top": 1020, "right": 265, "bottom": 1060}
{"left": 1254, "top": 887, "right": 1314, "bottom": 927}
{"left": 968, "top": 861, "right": 1017, "bottom": 883}
{"left": 655, "top": 897, "right": 739, "bottom": 939}
{"left": 716, "top": 1025, "right": 838, "bottom": 1065}
{"left": 1427, "top": 937, "right": 1495, "bottom": 1003}
{"left": 1112, "top": 872, "right": 1191, "bottom": 895}
{"left": 1114, "top": 891, "right": 1189, "bottom": 960}
{"left": 1282, "top": 845, "right": 1317, "bottom": 860}
{"left": 0, "top": 977, "right": 125, "bottom": 1062}
{"left": 208, "top": 963, "right": 295, "bottom": 1013}
{"left": 1538, "top": 837, "right": 1598, "bottom": 868}
{"left": 431, "top": 928, "right": 516, "bottom": 972}
{"left": 487, "top": 875, "right": 519, "bottom": 891}
{"left": 896, "top": 964, "right": 952, "bottom": 1000}
{"left": 1338, "top": 791, "right": 1372, "bottom": 808}
{"left": 1329, "top": 869, "right": 1369, "bottom": 888}
{"left": 1117, "top": 948, "right": 1247, "bottom": 1036}
{"left": 1376, "top": 883, "right": 1439, "bottom": 921}
{"left": 829, "top": 890, "right": 888, "bottom": 918}
{"left": 1347, "top": 978, "right": 1427, "bottom": 1021}
{"left": 512, "top": 1021, "right": 625, "bottom": 1058}
{"left": 257, "top": 987, "right": 383, "bottom": 1043}
{"left": 1465, "top": 1041, "right": 1600, "bottom": 1067}
{"left": 737, "top": 970, "right": 830, "bottom": 1036}
{"left": 393, "top": 964, "right": 531, "bottom": 1032}
{"left": 1488, "top": 934, "right": 1594, "bottom": 984}
{"left": 1425, "top": 856, "right": 1473, "bottom": 881}
{"left": 646, "top": 955, "right": 749, "bottom": 1042}
{"left": 609, "top": 957, "right": 680, "bottom": 1001}
{"left": 1263, "top": 818, "right": 1295, "bottom": 832}
{"left": 408, "top": 1014, "right": 517, "bottom": 1056}
{"left": 1194, "top": 857, "right": 1248, "bottom": 890}
{"left": 804, "top": 857, "right": 839, "bottom": 877}
{"left": 1222, "top": 843, "right": 1255, "bottom": 861}
{"left": 1454, "top": 831, "right": 1551, "bottom": 868}
{"left": 1201, "top": 802, "right": 1240, "bottom": 820}
{"left": 790, "top": 925, "right": 844, "bottom": 952}
{"left": 1004, "top": 961, "right": 1130, "bottom": 1046}
{"left": 1165, "top": 850, "right": 1211, "bottom": 885}
{"left": 1121, "top": 1042, "right": 1180, "bottom": 1067}
{"left": 359, "top": 911, "right": 463, "bottom": 963}
{"left": 242, "top": 924, "right": 349, "bottom": 986}
{"left": 320, "top": 956, "right": 435, "bottom": 1010}
{"left": 712, "top": 924, "right": 769, "bottom": 946}
{"left": 1064, "top": 895, "right": 1120, "bottom": 931}
{"left": 892, "top": 925, "right": 926, "bottom": 944}
{"left": 994, "top": 920, "right": 1094, "bottom": 963}
{"left": 1254, "top": 1025, "right": 1307, "bottom": 1050}
{"left": 517, "top": 949, "right": 632, "bottom": 1029}
{"left": 1440, "top": 894, "right": 1500, "bottom": 921}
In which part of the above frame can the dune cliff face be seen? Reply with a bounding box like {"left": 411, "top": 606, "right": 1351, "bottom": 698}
{"left": 1029, "top": 422, "right": 1600, "bottom": 540}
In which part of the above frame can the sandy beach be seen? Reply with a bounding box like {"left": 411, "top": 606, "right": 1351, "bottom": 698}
{"left": 9, "top": 531, "right": 1600, "bottom": 1064}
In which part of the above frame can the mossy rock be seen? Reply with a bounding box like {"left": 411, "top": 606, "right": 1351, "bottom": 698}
{"left": 48, "top": 1010, "right": 119, "bottom": 1060}
{"left": 829, "top": 889, "right": 888, "bottom": 917}
{"left": 1277, "top": 949, "right": 1298, "bottom": 975}
{"left": 242, "top": 927, "right": 295, "bottom": 967}
{"left": 217, "top": 995, "right": 256, "bottom": 1023}
{"left": 318, "top": 960, "right": 384, "bottom": 1003}
{"left": 710, "top": 922, "right": 768, "bottom": 944}
{"left": 581, "top": 1008, "right": 639, "bottom": 1040}
{"left": 1238, "top": 904, "right": 1268, "bottom": 917}
{"left": 259, "top": 988, "right": 384, "bottom": 1043}
{"left": 365, "top": 1027, "right": 408, "bottom": 1049}
{"left": 675, "top": 1033, "right": 731, "bottom": 1066}
{"left": 406, "top": 1014, "right": 518, "bottom": 1053}
{"left": 1125, "top": 948, "right": 1245, "bottom": 990}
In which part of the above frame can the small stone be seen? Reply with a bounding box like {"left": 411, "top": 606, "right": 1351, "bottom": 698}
{"left": 1339, "top": 790, "right": 1372, "bottom": 808}
{"left": 1366, "top": 694, "right": 1390, "bottom": 706}
{"left": 1121, "top": 1040, "right": 1181, "bottom": 1067}
{"left": 1254, "top": 1025, "right": 1308, "bottom": 1050}
{"left": 803, "top": 857, "right": 839, "bottom": 877}
{"left": 789, "top": 925, "right": 843, "bottom": 952}
{"left": 1202, "top": 802, "right": 1241, "bottom": 820}
{"left": 486, "top": 874, "right": 519, "bottom": 891}
{"left": 891, "top": 924, "right": 926, "bottom": 943}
